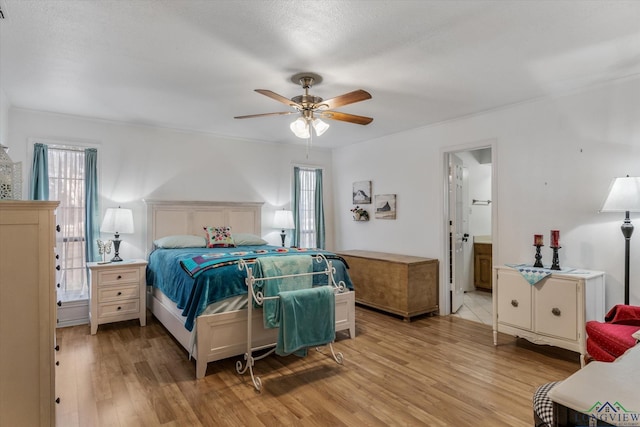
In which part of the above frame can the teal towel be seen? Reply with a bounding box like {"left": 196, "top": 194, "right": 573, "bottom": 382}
{"left": 255, "top": 255, "right": 313, "bottom": 328}
{"left": 275, "top": 286, "right": 335, "bottom": 357}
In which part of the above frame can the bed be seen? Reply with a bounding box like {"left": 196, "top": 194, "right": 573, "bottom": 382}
{"left": 144, "top": 199, "right": 356, "bottom": 379}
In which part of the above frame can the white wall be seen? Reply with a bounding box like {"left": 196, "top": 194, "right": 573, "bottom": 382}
{"left": 0, "top": 88, "right": 8, "bottom": 146}
{"left": 467, "top": 162, "right": 492, "bottom": 238}
{"left": 8, "top": 109, "right": 336, "bottom": 259}
{"left": 7, "top": 76, "right": 640, "bottom": 311}
{"left": 333, "top": 76, "right": 640, "bottom": 310}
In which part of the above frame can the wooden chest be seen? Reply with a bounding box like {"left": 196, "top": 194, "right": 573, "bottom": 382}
{"left": 336, "top": 250, "right": 439, "bottom": 321}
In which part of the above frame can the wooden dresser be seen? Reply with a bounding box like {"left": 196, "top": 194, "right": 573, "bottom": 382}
{"left": 0, "top": 200, "right": 59, "bottom": 426}
{"left": 336, "top": 250, "right": 439, "bottom": 321}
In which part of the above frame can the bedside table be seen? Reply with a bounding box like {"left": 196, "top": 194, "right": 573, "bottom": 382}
{"left": 87, "top": 259, "right": 148, "bottom": 334}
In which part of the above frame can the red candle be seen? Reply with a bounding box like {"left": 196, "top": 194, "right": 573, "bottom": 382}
{"left": 534, "top": 234, "right": 543, "bottom": 246}
{"left": 550, "top": 230, "right": 560, "bottom": 247}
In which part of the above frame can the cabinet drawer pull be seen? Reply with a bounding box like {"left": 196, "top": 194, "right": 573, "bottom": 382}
{"left": 117, "top": 275, "right": 122, "bottom": 280}
{"left": 552, "top": 307, "right": 561, "bottom": 316}
{"left": 55, "top": 345, "right": 60, "bottom": 351}
{"left": 56, "top": 397, "right": 60, "bottom": 404}
{"left": 57, "top": 283, "right": 61, "bottom": 288}
{"left": 117, "top": 306, "right": 122, "bottom": 311}
{"left": 57, "top": 300, "right": 62, "bottom": 307}
{"left": 56, "top": 265, "right": 61, "bottom": 271}
{"left": 511, "top": 299, "right": 519, "bottom": 307}
{"left": 56, "top": 225, "right": 61, "bottom": 232}
{"left": 117, "top": 291, "right": 122, "bottom": 296}
{"left": 56, "top": 361, "right": 60, "bottom": 366}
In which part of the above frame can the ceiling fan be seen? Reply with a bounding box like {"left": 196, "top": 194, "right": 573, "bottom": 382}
{"left": 234, "top": 72, "right": 373, "bottom": 139}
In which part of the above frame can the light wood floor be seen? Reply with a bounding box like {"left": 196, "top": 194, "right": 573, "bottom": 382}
{"left": 55, "top": 307, "right": 580, "bottom": 426}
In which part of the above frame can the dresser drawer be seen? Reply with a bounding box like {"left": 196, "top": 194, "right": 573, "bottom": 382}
{"left": 98, "top": 284, "right": 139, "bottom": 302}
{"left": 98, "top": 299, "right": 140, "bottom": 319}
{"left": 496, "top": 270, "right": 532, "bottom": 330}
{"left": 535, "top": 278, "right": 578, "bottom": 341}
{"left": 97, "top": 268, "right": 140, "bottom": 285}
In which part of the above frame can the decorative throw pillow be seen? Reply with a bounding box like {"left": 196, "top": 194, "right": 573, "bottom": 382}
{"left": 204, "top": 226, "right": 235, "bottom": 248}
{"left": 232, "top": 233, "right": 268, "bottom": 246}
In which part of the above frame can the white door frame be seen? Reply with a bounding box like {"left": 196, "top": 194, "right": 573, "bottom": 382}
{"left": 440, "top": 139, "right": 499, "bottom": 315}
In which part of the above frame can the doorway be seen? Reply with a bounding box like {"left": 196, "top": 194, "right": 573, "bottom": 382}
{"left": 444, "top": 145, "right": 495, "bottom": 325}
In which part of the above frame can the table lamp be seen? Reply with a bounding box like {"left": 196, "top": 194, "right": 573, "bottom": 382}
{"left": 273, "top": 209, "right": 295, "bottom": 247}
{"left": 100, "top": 207, "right": 134, "bottom": 262}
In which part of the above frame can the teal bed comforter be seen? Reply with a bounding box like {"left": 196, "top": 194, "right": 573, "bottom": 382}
{"left": 146, "top": 245, "right": 352, "bottom": 332}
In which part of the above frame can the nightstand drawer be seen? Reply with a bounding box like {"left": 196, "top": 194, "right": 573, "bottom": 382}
{"left": 98, "top": 268, "right": 140, "bottom": 285}
{"left": 98, "top": 300, "right": 140, "bottom": 319}
{"left": 98, "top": 284, "right": 139, "bottom": 302}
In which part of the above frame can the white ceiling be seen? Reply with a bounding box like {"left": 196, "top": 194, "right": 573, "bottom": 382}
{"left": 1, "top": 0, "right": 639, "bottom": 149}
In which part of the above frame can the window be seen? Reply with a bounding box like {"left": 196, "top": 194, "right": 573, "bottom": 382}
{"left": 293, "top": 166, "right": 325, "bottom": 249}
{"left": 49, "top": 146, "right": 88, "bottom": 301}
{"left": 297, "top": 167, "right": 316, "bottom": 248}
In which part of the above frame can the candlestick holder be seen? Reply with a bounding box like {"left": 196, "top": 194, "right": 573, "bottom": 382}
{"left": 550, "top": 246, "right": 561, "bottom": 270}
{"left": 533, "top": 244, "right": 543, "bottom": 267}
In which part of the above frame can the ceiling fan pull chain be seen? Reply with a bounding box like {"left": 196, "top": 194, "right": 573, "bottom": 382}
{"left": 306, "top": 130, "right": 313, "bottom": 159}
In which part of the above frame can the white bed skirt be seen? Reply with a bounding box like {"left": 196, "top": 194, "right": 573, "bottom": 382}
{"left": 148, "top": 286, "right": 356, "bottom": 379}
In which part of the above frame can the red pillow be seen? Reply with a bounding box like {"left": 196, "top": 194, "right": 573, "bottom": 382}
{"left": 604, "top": 304, "right": 640, "bottom": 326}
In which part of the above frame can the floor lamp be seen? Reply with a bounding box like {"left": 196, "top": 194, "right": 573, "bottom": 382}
{"left": 600, "top": 176, "right": 640, "bottom": 305}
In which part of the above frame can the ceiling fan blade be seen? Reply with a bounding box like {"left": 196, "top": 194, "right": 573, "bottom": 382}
{"left": 234, "top": 111, "right": 297, "bottom": 119}
{"left": 319, "top": 111, "right": 373, "bottom": 125}
{"left": 255, "top": 89, "right": 302, "bottom": 109}
{"left": 315, "top": 89, "right": 371, "bottom": 110}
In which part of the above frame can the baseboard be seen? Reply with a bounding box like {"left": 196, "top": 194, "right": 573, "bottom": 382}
{"left": 57, "top": 299, "right": 89, "bottom": 328}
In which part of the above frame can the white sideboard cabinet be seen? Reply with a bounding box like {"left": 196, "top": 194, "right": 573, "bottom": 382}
{"left": 492, "top": 266, "right": 605, "bottom": 365}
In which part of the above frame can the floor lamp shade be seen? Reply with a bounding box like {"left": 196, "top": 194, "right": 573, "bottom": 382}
{"left": 600, "top": 176, "right": 640, "bottom": 304}
{"left": 100, "top": 207, "right": 134, "bottom": 262}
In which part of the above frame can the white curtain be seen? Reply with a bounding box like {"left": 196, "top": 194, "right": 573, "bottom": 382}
{"left": 49, "top": 147, "right": 88, "bottom": 301}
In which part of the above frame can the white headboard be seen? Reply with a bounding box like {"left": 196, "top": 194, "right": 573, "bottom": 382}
{"left": 144, "top": 200, "right": 263, "bottom": 254}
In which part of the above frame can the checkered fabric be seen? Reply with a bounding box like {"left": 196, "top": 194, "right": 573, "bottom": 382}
{"left": 533, "top": 381, "right": 561, "bottom": 427}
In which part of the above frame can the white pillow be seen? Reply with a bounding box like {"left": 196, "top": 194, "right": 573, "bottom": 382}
{"left": 154, "top": 235, "right": 206, "bottom": 248}
{"left": 232, "top": 233, "right": 268, "bottom": 246}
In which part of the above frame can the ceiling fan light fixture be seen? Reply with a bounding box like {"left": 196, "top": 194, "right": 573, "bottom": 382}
{"left": 312, "top": 118, "right": 329, "bottom": 136}
{"left": 290, "top": 117, "right": 310, "bottom": 138}
{"left": 237, "top": 72, "right": 373, "bottom": 141}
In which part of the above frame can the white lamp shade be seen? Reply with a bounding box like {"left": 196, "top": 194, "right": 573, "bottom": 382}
{"left": 100, "top": 207, "right": 134, "bottom": 234}
{"left": 600, "top": 177, "right": 640, "bottom": 212}
{"left": 290, "top": 117, "right": 310, "bottom": 139}
{"left": 312, "top": 118, "right": 330, "bottom": 136}
{"left": 273, "top": 210, "right": 295, "bottom": 229}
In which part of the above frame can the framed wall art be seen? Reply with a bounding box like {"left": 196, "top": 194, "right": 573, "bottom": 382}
{"left": 374, "top": 194, "right": 396, "bottom": 219}
{"left": 352, "top": 180, "right": 372, "bottom": 204}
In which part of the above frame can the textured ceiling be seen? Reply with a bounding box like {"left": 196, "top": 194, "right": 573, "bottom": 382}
{"left": 1, "top": 0, "right": 639, "bottom": 148}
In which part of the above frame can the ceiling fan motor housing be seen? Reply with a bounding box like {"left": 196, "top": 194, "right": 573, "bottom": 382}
{"left": 291, "top": 94, "right": 324, "bottom": 109}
